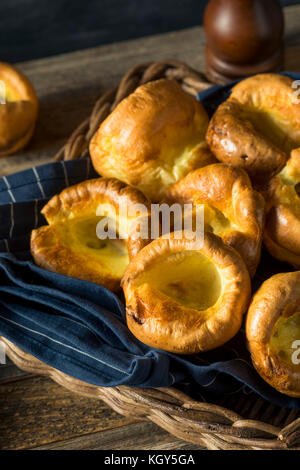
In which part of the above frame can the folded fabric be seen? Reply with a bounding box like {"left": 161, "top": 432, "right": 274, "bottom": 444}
{"left": 0, "top": 101, "right": 299, "bottom": 410}
{"left": 1, "top": 250, "right": 300, "bottom": 409}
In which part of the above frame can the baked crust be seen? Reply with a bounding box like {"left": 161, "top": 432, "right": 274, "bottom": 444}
{"left": 262, "top": 148, "right": 300, "bottom": 267}
{"left": 0, "top": 62, "right": 38, "bottom": 156}
{"left": 31, "top": 178, "right": 151, "bottom": 292}
{"left": 206, "top": 74, "right": 300, "bottom": 185}
{"left": 89, "top": 79, "right": 216, "bottom": 202}
{"left": 246, "top": 271, "right": 300, "bottom": 397}
{"left": 164, "top": 163, "right": 265, "bottom": 277}
{"left": 122, "top": 231, "right": 251, "bottom": 354}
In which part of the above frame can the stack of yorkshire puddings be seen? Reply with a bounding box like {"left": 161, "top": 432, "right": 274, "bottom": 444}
{"left": 30, "top": 75, "right": 300, "bottom": 398}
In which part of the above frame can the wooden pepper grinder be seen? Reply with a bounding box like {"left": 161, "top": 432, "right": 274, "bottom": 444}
{"left": 204, "top": 0, "right": 285, "bottom": 83}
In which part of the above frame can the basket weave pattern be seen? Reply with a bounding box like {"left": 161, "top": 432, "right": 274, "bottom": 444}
{"left": 2, "top": 337, "right": 300, "bottom": 450}
{"left": 5, "top": 60, "right": 300, "bottom": 450}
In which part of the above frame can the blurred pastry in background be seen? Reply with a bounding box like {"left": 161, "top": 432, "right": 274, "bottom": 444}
{"left": 0, "top": 62, "right": 38, "bottom": 156}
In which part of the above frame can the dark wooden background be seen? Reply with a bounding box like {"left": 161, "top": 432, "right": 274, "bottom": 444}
{"left": 1, "top": 0, "right": 300, "bottom": 63}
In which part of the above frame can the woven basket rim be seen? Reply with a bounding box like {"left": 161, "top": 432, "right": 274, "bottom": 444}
{"left": 1, "top": 336, "right": 300, "bottom": 450}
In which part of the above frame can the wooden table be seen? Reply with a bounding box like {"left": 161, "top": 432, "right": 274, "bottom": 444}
{"left": 0, "top": 4, "right": 300, "bottom": 450}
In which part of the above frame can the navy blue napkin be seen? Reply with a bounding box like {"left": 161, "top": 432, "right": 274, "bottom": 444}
{"left": 0, "top": 78, "right": 299, "bottom": 409}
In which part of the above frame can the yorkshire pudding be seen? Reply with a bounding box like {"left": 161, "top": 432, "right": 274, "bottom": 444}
{"left": 206, "top": 74, "right": 300, "bottom": 185}
{"left": 89, "top": 79, "right": 215, "bottom": 202}
{"left": 263, "top": 148, "right": 300, "bottom": 267}
{"left": 164, "top": 163, "right": 265, "bottom": 277}
{"left": 122, "top": 232, "right": 251, "bottom": 354}
{"left": 0, "top": 62, "right": 38, "bottom": 156}
{"left": 31, "top": 178, "right": 151, "bottom": 292}
{"left": 246, "top": 271, "right": 300, "bottom": 397}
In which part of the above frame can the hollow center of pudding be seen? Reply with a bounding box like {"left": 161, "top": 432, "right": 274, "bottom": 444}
{"left": 180, "top": 203, "right": 232, "bottom": 238}
{"left": 203, "top": 203, "right": 232, "bottom": 236}
{"left": 241, "top": 107, "right": 298, "bottom": 154}
{"left": 138, "top": 251, "right": 222, "bottom": 311}
{"left": 56, "top": 216, "right": 129, "bottom": 277}
{"left": 270, "top": 313, "right": 300, "bottom": 365}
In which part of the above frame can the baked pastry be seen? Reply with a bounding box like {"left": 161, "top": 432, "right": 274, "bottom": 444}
{"left": 31, "top": 178, "right": 151, "bottom": 292}
{"left": 89, "top": 79, "right": 215, "bottom": 202}
{"left": 0, "top": 62, "right": 38, "bottom": 156}
{"left": 263, "top": 148, "right": 300, "bottom": 267}
{"left": 206, "top": 74, "right": 300, "bottom": 185}
{"left": 164, "top": 163, "right": 265, "bottom": 277}
{"left": 122, "top": 231, "right": 251, "bottom": 354}
{"left": 246, "top": 271, "right": 300, "bottom": 397}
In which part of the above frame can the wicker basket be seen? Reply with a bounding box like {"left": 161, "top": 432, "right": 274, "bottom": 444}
{"left": 4, "top": 61, "right": 300, "bottom": 450}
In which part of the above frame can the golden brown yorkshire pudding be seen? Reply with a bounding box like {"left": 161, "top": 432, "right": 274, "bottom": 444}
{"left": 122, "top": 232, "right": 251, "bottom": 354}
{"left": 164, "top": 163, "right": 265, "bottom": 277}
{"left": 263, "top": 148, "right": 300, "bottom": 267}
{"left": 0, "top": 62, "right": 38, "bottom": 156}
{"left": 31, "top": 178, "right": 151, "bottom": 292}
{"left": 206, "top": 74, "right": 300, "bottom": 185}
{"left": 89, "top": 79, "right": 215, "bottom": 202}
{"left": 246, "top": 271, "right": 300, "bottom": 397}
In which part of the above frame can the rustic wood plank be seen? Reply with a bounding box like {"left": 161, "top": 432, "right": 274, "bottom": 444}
{"left": 0, "top": 341, "right": 32, "bottom": 384}
{"left": 0, "top": 357, "right": 32, "bottom": 385}
{"left": 0, "top": 5, "right": 299, "bottom": 176}
{"left": 0, "top": 1, "right": 297, "bottom": 64}
{"left": 285, "top": 45, "right": 300, "bottom": 71}
{"left": 33, "top": 421, "right": 204, "bottom": 450}
{"left": 0, "top": 374, "right": 204, "bottom": 450}
{"left": 0, "top": 375, "right": 137, "bottom": 450}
